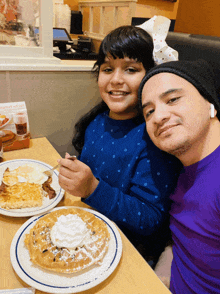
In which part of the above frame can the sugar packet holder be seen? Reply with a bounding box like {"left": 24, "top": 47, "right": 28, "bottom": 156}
{"left": 0, "top": 101, "right": 30, "bottom": 152}
{"left": 0, "top": 288, "right": 35, "bottom": 294}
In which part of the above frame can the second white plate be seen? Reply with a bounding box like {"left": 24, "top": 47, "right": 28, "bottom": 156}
{"left": 0, "top": 159, "right": 64, "bottom": 217}
{"left": 10, "top": 206, "right": 123, "bottom": 293}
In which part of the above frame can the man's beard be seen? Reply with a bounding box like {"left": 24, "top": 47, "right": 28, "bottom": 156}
{"left": 165, "top": 140, "right": 192, "bottom": 157}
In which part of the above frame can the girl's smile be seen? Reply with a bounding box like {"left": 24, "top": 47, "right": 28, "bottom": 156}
{"left": 109, "top": 91, "right": 129, "bottom": 96}
{"left": 98, "top": 55, "right": 146, "bottom": 120}
{"left": 108, "top": 90, "right": 131, "bottom": 102}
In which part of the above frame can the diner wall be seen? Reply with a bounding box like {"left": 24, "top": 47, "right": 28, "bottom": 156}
{"left": 64, "top": 0, "right": 78, "bottom": 11}
{"left": 174, "top": 0, "right": 220, "bottom": 37}
{"left": 135, "top": 0, "right": 179, "bottom": 20}
{"left": 0, "top": 70, "right": 101, "bottom": 157}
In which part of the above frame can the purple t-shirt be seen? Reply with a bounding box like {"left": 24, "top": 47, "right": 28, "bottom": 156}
{"left": 170, "top": 145, "right": 220, "bottom": 293}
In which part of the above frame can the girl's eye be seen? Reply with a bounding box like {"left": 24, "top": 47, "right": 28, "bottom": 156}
{"left": 102, "top": 67, "right": 112, "bottom": 73}
{"left": 168, "top": 97, "right": 180, "bottom": 104}
{"left": 126, "top": 67, "right": 138, "bottom": 73}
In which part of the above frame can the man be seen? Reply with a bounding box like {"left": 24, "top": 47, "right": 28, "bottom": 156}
{"left": 138, "top": 59, "right": 220, "bottom": 293}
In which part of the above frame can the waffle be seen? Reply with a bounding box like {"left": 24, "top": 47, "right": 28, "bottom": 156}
{"left": 24, "top": 208, "right": 110, "bottom": 273}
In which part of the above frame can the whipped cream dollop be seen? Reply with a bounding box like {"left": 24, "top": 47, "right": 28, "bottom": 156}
{"left": 50, "top": 214, "right": 92, "bottom": 250}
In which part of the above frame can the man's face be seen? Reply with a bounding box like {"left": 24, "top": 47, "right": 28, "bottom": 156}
{"left": 141, "top": 73, "right": 212, "bottom": 159}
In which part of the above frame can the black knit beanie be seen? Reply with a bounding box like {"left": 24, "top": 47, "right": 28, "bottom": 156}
{"left": 138, "top": 59, "right": 220, "bottom": 121}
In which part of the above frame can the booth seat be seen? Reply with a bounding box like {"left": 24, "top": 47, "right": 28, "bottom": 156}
{"left": 166, "top": 32, "right": 220, "bottom": 93}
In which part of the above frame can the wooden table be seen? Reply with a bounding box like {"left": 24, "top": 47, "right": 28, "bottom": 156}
{"left": 0, "top": 138, "right": 171, "bottom": 294}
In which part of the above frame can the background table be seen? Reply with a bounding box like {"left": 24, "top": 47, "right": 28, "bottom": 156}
{"left": 0, "top": 137, "right": 171, "bottom": 294}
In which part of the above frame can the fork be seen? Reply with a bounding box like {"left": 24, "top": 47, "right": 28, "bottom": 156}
{"left": 43, "top": 155, "right": 76, "bottom": 177}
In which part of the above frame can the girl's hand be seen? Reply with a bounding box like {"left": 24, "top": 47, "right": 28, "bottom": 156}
{"left": 58, "top": 153, "right": 99, "bottom": 198}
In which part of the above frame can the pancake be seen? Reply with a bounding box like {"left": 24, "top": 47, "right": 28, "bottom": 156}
{"left": 0, "top": 130, "right": 15, "bottom": 142}
{"left": 0, "top": 130, "right": 16, "bottom": 147}
{"left": 24, "top": 208, "right": 110, "bottom": 273}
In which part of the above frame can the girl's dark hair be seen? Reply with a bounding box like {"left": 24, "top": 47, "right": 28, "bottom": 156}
{"left": 72, "top": 26, "right": 155, "bottom": 154}
{"left": 92, "top": 25, "right": 155, "bottom": 78}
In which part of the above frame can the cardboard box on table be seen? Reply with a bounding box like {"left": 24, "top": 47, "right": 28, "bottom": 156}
{"left": 0, "top": 102, "right": 30, "bottom": 152}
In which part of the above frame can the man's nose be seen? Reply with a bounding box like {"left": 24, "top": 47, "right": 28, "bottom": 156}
{"left": 153, "top": 105, "right": 170, "bottom": 124}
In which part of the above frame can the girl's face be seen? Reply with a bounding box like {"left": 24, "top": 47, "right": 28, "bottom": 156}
{"left": 98, "top": 55, "right": 146, "bottom": 120}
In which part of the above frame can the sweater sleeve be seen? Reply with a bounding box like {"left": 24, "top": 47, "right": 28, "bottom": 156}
{"left": 83, "top": 148, "right": 179, "bottom": 236}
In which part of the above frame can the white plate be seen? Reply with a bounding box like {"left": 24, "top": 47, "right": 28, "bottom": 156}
{"left": 10, "top": 206, "right": 123, "bottom": 293}
{"left": 0, "top": 159, "right": 64, "bottom": 217}
{"left": 0, "top": 113, "right": 12, "bottom": 128}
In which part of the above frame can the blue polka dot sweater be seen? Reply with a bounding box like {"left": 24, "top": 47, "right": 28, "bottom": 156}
{"left": 79, "top": 112, "right": 182, "bottom": 256}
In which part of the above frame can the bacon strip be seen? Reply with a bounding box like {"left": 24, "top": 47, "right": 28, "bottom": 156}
{"left": 42, "top": 176, "right": 56, "bottom": 199}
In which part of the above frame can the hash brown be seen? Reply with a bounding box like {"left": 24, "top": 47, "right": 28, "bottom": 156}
{"left": 0, "top": 182, "right": 45, "bottom": 209}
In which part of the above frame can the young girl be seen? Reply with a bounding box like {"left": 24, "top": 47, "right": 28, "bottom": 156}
{"left": 58, "top": 25, "right": 182, "bottom": 265}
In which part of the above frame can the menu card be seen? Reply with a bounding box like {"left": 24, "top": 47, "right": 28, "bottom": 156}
{"left": 0, "top": 102, "right": 30, "bottom": 152}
